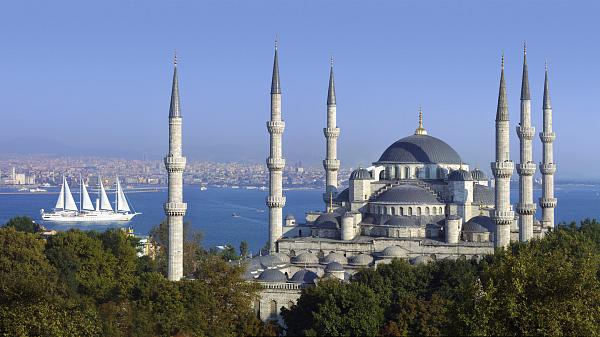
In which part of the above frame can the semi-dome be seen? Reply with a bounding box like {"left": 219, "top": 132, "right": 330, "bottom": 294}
{"left": 257, "top": 269, "right": 287, "bottom": 282}
{"left": 321, "top": 252, "right": 348, "bottom": 265}
{"left": 374, "top": 185, "right": 442, "bottom": 204}
{"left": 290, "top": 269, "right": 319, "bottom": 284}
{"left": 260, "top": 254, "right": 287, "bottom": 268}
{"left": 448, "top": 169, "right": 473, "bottom": 181}
{"left": 314, "top": 213, "right": 340, "bottom": 229}
{"left": 471, "top": 168, "right": 487, "bottom": 181}
{"left": 348, "top": 254, "right": 374, "bottom": 266}
{"left": 350, "top": 168, "right": 372, "bottom": 180}
{"left": 377, "top": 134, "right": 463, "bottom": 164}
{"left": 325, "top": 261, "right": 345, "bottom": 272}
{"left": 381, "top": 245, "right": 408, "bottom": 258}
{"left": 291, "top": 251, "right": 319, "bottom": 264}
{"left": 463, "top": 215, "right": 495, "bottom": 233}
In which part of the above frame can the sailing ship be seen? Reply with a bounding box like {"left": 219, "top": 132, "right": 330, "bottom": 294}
{"left": 40, "top": 176, "right": 140, "bottom": 222}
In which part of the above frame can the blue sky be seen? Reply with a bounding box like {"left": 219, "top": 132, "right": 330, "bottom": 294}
{"left": 1, "top": 0, "right": 598, "bottom": 179}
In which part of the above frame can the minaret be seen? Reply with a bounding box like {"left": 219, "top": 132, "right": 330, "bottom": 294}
{"left": 266, "top": 41, "right": 286, "bottom": 252}
{"left": 539, "top": 62, "right": 557, "bottom": 230}
{"left": 323, "top": 57, "right": 340, "bottom": 205}
{"left": 491, "top": 55, "right": 514, "bottom": 248}
{"left": 164, "top": 54, "right": 187, "bottom": 281}
{"left": 516, "top": 44, "right": 536, "bottom": 241}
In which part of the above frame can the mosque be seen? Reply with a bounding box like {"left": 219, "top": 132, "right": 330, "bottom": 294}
{"left": 162, "top": 43, "right": 557, "bottom": 321}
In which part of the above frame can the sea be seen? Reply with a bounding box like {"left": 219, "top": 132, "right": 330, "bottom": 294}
{"left": 1, "top": 185, "right": 599, "bottom": 253}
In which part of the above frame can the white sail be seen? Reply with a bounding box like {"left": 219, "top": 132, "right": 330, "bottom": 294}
{"left": 55, "top": 177, "right": 65, "bottom": 209}
{"left": 63, "top": 178, "right": 78, "bottom": 211}
{"left": 81, "top": 179, "right": 94, "bottom": 211}
{"left": 115, "top": 177, "right": 131, "bottom": 213}
{"left": 99, "top": 179, "right": 113, "bottom": 211}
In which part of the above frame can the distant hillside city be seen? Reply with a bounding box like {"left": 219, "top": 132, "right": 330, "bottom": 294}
{"left": 0, "top": 155, "right": 354, "bottom": 190}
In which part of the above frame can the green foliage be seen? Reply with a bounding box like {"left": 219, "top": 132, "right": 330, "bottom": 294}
{"left": 240, "top": 240, "right": 249, "bottom": 258}
{"left": 3, "top": 216, "right": 40, "bottom": 233}
{"left": 149, "top": 219, "right": 204, "bottom": 276}
{"left": 0, "top": 216, "right": 272, "bottom": 337}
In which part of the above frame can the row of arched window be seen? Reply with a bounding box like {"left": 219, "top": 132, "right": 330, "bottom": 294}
{"left": 372, "top": 205, "right": 444, "bottom": 216}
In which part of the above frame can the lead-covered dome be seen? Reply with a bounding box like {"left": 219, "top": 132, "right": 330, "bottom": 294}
{"left": 257, "top": 269, "right": 287, "bottom": 282}
{"left": 374, "top": 185, "right": 442, "bottom": 204}
{"left": 377, "top": 134, "right": 462, "bottom": 164}
{"left": 350, "top": 168, "right": 372, "bottom": 180}
{"left": 463, "top": 215, "right": 495, "bottom": 233}
{"left": 471, "top": 168, "right": 487, "bottom": 181}
{"left": 290, "top": 269, "right": 318, "bottom": 284}
{"left": 448, "top": 169, "right": 473, "bottom": 181}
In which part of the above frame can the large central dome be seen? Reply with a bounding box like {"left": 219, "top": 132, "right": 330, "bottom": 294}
{"left": 377, "top": 134, "right": 462, "bottom": 164}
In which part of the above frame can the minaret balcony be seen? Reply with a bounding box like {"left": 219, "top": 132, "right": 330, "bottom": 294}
{"left": 323, "top": 127, "right": 340, "bottom": 138}
{"left": 517, "top": 162, "right": 537, "bottom": 176}
{"left": 164, "top": 156, "right": 186, "bottom": 171}
{"left": 267, "top": 121, "right": 285, "bottom": 134}
{"left": 266, "top": 196, "right": 286, "bottom": 208}
{"left": 539, "top": 197, "right": 557, "bottom": 208}
{"left": 539, "top": 163, "right": 557, "bottom": 175}
{"left": 267, "top": 157, "right": 285, "bottom": 170}
{"left": 517, "top": 126, "right": 535, "bottom": 140}
{"left": 323, "top": 159, "right": 340, "bottom": 171}
{"left": 539, "top": 131, "right": 556, "bottom": 143}
{"left": 164, "top": 202, "right": 187, "bottom": 216}
{"left": 516, "top": 203, "right": 537, "bottom": 215}
{"left": 493, "top": 210, "right": 515, "bottom": 225}
{"left": 491, "top": 161, "right": 514, "bottom": 178}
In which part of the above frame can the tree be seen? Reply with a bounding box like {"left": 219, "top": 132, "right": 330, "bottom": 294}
{"left": 149, "top": 219, "right": 204, "bottom": 276}
{"left": 239, "top": 240, "right": 249, "bottom": 258}
{"left": 282, "top": 278, "right": 384, "bottom": 336}
{"left": 3, "top": 216, "right": 40, "bottom": 233}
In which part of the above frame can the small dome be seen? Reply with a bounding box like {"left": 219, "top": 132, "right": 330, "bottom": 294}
{"left": 463, "top": 215, "right": 495, "bottom": 233}
{"left": 321, "top": 252, "right": 348, "bottom": 265}
{"left": 290, "top": 269, "right": 318, "bottom": 284}
{"left": 291, "top": 251, "right": 319, "bottom": 264}
{"left": 473, "top": 185, "right": 495, "bottom": 205}
{"left": 348, "top": 254, "right": 374, "bottom": 266}
{"left": 285, "top": 214, "right": 296, "bottom": 220}
{"left": 257, "top": 269, "right": 287, "bottom": 282}
{"left": 272, "top": 252, "right": 290, "bottom": 264}
{"left": 381, "top": 245, "right": 408, "bottom": 258}
{"left": 314, "top": 213, "right": 340, "bottom": 229}
{"left": 374, "top": 184, "right": 441, "bottom": 204}
{"left": 260, "top": 254, "right": 287, "bottom": 268}
{"left": 325, "top": 261, "right": 345, "bottom": 272}
{"left": 350, "top": 168, "right": 372, "bottom": 180}
{"left": 471, "top": 168, "right": 487, "bottom": 181}
{"left": 410, "top": 255, "right": 434, "bottom": 265}
{"left": 448, "top": 169, "right": 473, "bottom": 181}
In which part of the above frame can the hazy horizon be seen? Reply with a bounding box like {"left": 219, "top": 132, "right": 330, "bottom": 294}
{"left": 1, "top": 1, "right": 599, "bottom": 179}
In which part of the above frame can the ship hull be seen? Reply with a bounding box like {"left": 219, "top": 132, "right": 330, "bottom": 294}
{"left": 41, "top": 210, "right": 138, "bottom": 222}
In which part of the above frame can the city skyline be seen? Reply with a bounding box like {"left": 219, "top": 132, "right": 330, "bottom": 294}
{"left": 1, "top": 1, "right": 599, "bottom": 178}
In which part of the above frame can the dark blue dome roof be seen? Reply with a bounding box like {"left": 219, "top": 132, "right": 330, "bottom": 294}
{"left": 314, "top": 213, "right": 340, "bottom": 229}
{"left": 290, "top": 269, "right": 318, "bottom": 284}
{"left": 350, "top": 168, "right": 372, "bottom": 180}
{"left": 463, "top": 215, "right": 495, "bottom": 233}
{"left": 473, "top": 185, "right": 495, "bottom": 205}
{"left": 471, "top": 168, "right": 487, "bottom": 181}
{"left": 448, "top": 169, "right": 473, "bottom": 181}
{"left": 377, "top": 134, "right": 462, "bottom": 164}
{"left": 374, "top": 184, "right": 442, "bottom": 204}
{"left": 257, "top": 269, "right": 287, "bottom": 282}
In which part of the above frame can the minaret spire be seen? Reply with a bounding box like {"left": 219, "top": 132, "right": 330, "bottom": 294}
{"left": 516, "top": 44, "right": 536, "bottom": 242}
{"left": 323, "top": 57, "right": 341, "bottom": 206}
{"left": 164, "top": 54, "right": 187, "bottom": 281}
{"left": 491, "top": 54, "right": 514, "bottom": 248}
{"left": 539, "top": 63, "right": 557, "bottom": 231}
{"left": 266, "top": 40, "right": 286, "bottom": 252}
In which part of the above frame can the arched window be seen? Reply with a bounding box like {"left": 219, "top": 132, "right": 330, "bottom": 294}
{"left": 408, "top": 207, "right": 413, "bottom": 216}
{"left": 391, "top": 207, "right": 395, "bottom": 215}
{"left": 433, "top": 207, "right": 437, "bottom": 215}
{"left": 405, "top": 167, "right": 410, "bottom": 179}
{"left": 287, "top": 300, "right": 294, "bottom": 309}
{"left": 270, "top": 300, "right": 278, "bottom": 317}
{"left": 400, "top": 207, "right": 404, "bottom": 216}
{"left": 425, "top": 207, "right": 430, "bottom": 215}
{"left": 379, "top": 171, "right": 385, "bottom": 180}
{"left": 417, "top": 207, "right": 422, "bottom": 216}
{"left": 439, "top": 207, "right": 444, "bottom": 215}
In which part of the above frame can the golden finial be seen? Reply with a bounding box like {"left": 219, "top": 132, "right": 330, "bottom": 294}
{"left": 174, "top": 50, "right": 177, "bottom": 66}
{"left": 545, "top": 58, "right": 548, "bottom": 71}
{"left": 275, "top": 35, "right": 279, "bottom": 50}
{"left": 330, "top": 56, "right": 334, "bottom": 67}
{"left": 501, "top": 53, "right": 504, "bottom": 69}
{"left": 414, "top": 106, "right": 427, "bottom": 135}
{"left": 523, "top": 41, "right": 527, "bottom": 55}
